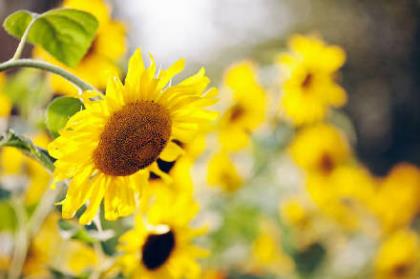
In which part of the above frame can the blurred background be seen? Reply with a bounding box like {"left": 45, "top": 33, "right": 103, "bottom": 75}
{"left": 1, "top": 0, "right": 419, "bottom": 176}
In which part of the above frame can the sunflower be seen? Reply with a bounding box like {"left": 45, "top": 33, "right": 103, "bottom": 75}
{"left": 288, "top": 123, "right": 351, "bottom": 176}
{"left": 218, "top": 61, "right": 267, "bottom": 151}
{"left": 48, "top": 49, "right": 217, "bottom": 224}
{"left": 207, "top": 151, "right": 243, "bottom": 192}
{"left": 374, "top": 229, "right": 420, "bottom": 279}
{"left": 33, "top": 0, "right": 126, "bottom": 96}
{"left": 0, "top": 73, "right": 11, "bottom": 117}
{"left": 278, "top": 34, "right": 347, "bottom": 126}
{"left": 118, "top": 192, "right": 207, "bottom": 279}
{"left": 370, "top": 163, "right": 420, "bottom": 233}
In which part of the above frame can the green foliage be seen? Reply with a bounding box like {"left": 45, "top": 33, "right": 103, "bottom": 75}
{"left": 45, "top": 96, "right": 84, "bottom": 138}
{"left": 3, "top": 9, "right": 99, "bottom": 67}
{"left": 0, "top": 201, "right": 17, "bottom": 231}
{"left": 292, "top": 242, "right": 326, "bottom": 276}
{"left": 4, "top": 69, "right": 50, "bottom": 120}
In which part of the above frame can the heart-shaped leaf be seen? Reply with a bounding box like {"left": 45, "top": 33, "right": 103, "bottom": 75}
{"left": 3, "top": 9, "right": 99, "bottom": 67}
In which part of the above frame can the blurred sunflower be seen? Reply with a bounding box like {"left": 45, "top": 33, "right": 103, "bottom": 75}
{"left": 374, "top": 229, "right": 420, "bottom": 279}
{"left": 218, "top": 61, "right": 267, "bottom": 151}
{"left": 33, "top": 0, "right": 126, "bottom": 96}
{"left": 288, "top": 123, "right": 351, "bottom": 176}
{"left": 23, "top": 213, "right": 98, "bottom": 277}
{"left": 370, "top": 163, "right": 420, "bottom": 233}
{"left": 118, "top": 193, "right": 207, "bottom": 279}
{"left": 207, "top": 151, "right": 243, "bottom": 192}
{"left": 0, "top": 73, "right": 11, "bottom": 117}
{"left": 48, "top": 49, "right": 217, "bottom": 224}
{"left": 278, "top": 34, "right": 347, "bottom": 126}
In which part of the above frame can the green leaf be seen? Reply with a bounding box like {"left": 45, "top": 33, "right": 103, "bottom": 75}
{"left": 45, "top": 96, "right": 84, "bottom": 138}
{"left": 3, "top": 9, "right": 99, "bottom": 67}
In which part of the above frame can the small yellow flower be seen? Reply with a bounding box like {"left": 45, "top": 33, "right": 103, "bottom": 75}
{"left": 250, "top": 220, "right": 294, "bottom": 276}
{"left": 370, "top": 163, "right": 420, "bottom": 233}
{"left": 0, "top": 73, "right": 11, "bottom": 117}
{"left": 278, "top": 34, "right": 347, "bottom": 126}
{"left": 218, "top": 61, "right": 267, "bottom": 151}
{"left": 306, "top": 165, "right": 375, "bottom": 231}
{"left": 48, "top": 49, "right": 217, "bottom": 224}
{"left": 118, "top": 193, "right": 207, "bottom": 279}
{"left": 375, "top": 229, "right": 420, "bottom": 279}
{"left": 33, "top": 0, "right": 126, "bottom": 96}
{"left": 288, "top": 123, "right": 351, "bottom": 176}
{"left": 207, "top": 151, "right": 243, "bottom": 192}
{"left": 24, "top": 133, "right": 52, "bottom": 206}
{"left": 23, "top": 213, "right": 98, "bottom": 277}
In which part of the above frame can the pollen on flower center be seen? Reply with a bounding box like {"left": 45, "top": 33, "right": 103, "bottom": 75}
{"left": 93, "top": 101, "right": 172, "bottom": 176}
{"left": 141, "top": 230, "right": 176, "bottom": 270}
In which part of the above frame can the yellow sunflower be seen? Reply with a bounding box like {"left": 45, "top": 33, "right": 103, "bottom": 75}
{"left": 370, "top": 163, "right": 420, "bottom": 233}
{"left": 207, "top": 151, "right": 243, "bottom": 192}
{"left": 33, "top": 0, "right": 126, "bottom": 96}
{"left": 288, "top": 123, "right": 351, "bottom": 176}
{"left": 0, "top": 73, "right": 11, "bottom": 117}
{"left": 118, "top": 193, "right": 207, "bottom": 279}
{"left": 218, "top": 61, "right": 267, "bottom": 151}
{"left": 48, "top": 49, "right": 217, "bottom": 224}
{"left": 278, "top": 34, "right": 347, "bottom": 126}
{"left": 374, "top": 229, "right": 420, "bottom": 279}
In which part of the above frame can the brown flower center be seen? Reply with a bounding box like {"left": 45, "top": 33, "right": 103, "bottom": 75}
{"left": 228, "top": 104, "right": 245, "bottom": 123}
{"left": 141, "top": 230, "right": 176, "bottom": 270}
{"left": 93, "top": 101, "right": 172, "bottom": 176}
{"left": 301, "top": 73, "right": 314, "bottom": 89}
{"left": 319, "top": 153, "right": 335, "bottom": 174}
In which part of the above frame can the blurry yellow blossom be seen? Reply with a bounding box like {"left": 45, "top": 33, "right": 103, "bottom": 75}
{"left": 0, "top": 73, "right": 11, "bottom": 117}
{"left": 278, "top": 34, "right": 347, "bottom": 126}
{"left": 33, "top": 0, "right": 126, "bottom": 96}
{"left": 289, "top": 123, "right": 351, "bottom": 175}
{"left": 24, "top": 133, "right": 52, "bottom": 205}
{"left": 281, "top": 197, "right": 312, "bottom": 230}
{"left": 307, "top": 165, "right": 375, "bottom": 231}
{"left": 218, "top": 61, "right": 267, "bottom": 151}
{"left": 207, "top": 151, "right": 243, "bottom": 192}
{"left": 375, "top": 230, "right": 420, "bottom": 279}
{"left": 118, "top": 193, "right": 207, "bottom": 279}
{"left": 249, "top": 221, "right": 294, "bottom": 276}
{"left": 23, "top": 213, "right": 97, "bottom": 277}
{"left": 370, "top": 163, "right": 420, "bottom": 233}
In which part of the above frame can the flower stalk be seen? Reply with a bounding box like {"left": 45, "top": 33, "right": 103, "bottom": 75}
{"left": 0, "top": 59, "right": 95, "bottom": 92}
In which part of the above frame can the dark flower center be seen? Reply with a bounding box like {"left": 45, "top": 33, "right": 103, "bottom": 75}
{"left": 228, "top": 104, "right": 246, "bottom": 123}
{"left": 93, "top": 101, "right": 172, "bottom": 176}
{"left": 141, "top": 230, "right": 176, "bottom": 270}
{"left": 301, "top": 73, "right": 314, "bottom": 89}
{"left": 319, "top": 153, "right": 335, "bottom": 174}
{"left": 392, "top": 263, "right": 411, "bottom": 277}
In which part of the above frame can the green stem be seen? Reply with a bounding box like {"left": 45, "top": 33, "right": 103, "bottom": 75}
{"left": 0, "top": 129, "right": 55, "bottom": 172}
{"left": 8, "top": 197, "right": 29, "bottom": 279}
{"left": 11, "top": 16, "right": 38, "bottom": 61}
{"left": 0, "top": 59, "right": 95, "bottom": 91}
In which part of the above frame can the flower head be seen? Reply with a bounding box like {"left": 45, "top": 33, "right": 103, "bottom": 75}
{"left": 375, "top": 230, "right": 420, "bottom": 279}
{"left": 49, "top": 49, "right": 217, "bottom": 224}
{"left": 278, "top": 34, "right": 346, "bottom": 126}
{"left": 118, "top": 192, "right": 207, "bottom": 279}
{"left": 218, "top": 61, "right": 267, "bottom": 151}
